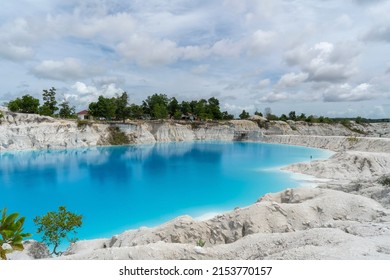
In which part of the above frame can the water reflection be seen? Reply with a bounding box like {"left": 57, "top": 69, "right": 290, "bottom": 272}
{"left": 0, "top": 142, "right": 331, "bottom": 242}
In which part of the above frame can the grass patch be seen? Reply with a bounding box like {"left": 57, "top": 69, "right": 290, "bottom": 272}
{"left": 347, "top": 136, "right": 359, "bottom": 144}
{"left": 77, "top": 120, "right": 92, "bottom": 128}
{"left": 196, "top": 239, "right": 206, "bottom": 247}
{"left": 340, "top": 119, "right": 366, "bottom": 135}
{"left": 108, "top": 126, "right": 130, "bottom": 145}
{"left": 379, "top": 177, "right": 390, "bottom": 187}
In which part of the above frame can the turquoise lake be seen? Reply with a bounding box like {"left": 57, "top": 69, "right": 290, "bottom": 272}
{"left": 0, "top": 141, "right": 332, "bottom": 241}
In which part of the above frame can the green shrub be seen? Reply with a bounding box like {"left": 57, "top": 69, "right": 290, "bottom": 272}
{"left": 77, "top": 119, "right": 92, "bottom": 128}
{"left": 196, "top": 239, "right": 206, "bottom": 247}
{"left": 34, "top": 206, "right": 82, "bottom": 256}
{"left": 0, "top": 208, "right": 31, "bottom": 260}
{"left": 340, "top": 119, "right": 366, "bottom": 135}
{"left": 347, "top": 136, "right": 359, "bottom": 144}
{"left": 108, "top": 126, "right": 130, "bottom": 145}
{"left": 379, "top": 177, "right": 390, "bottom": 187}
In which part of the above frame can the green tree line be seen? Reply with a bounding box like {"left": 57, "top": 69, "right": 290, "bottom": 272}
{"left": 5, "top": 88, "right": 371, "bottom": 124}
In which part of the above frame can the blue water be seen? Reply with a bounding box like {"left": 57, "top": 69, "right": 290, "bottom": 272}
{"left": 0, "top": 142, "right": 332, "bottom": 242}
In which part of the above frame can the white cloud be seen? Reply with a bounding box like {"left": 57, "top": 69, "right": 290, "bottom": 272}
{"left": 323, "top": 83, "right": 377, "bottom": 102}
{"left": 31, "top": 58, "right": 100, "bottom": 81}
{"left": 259, "top": 92, "right": 288, "bottom": 103}
{"left": 117, "top": 35, "right": 180, "bottom": 66}
{"left": 258, "top": 79, "right": 271, "bottom": 89}
{"left": 285, "top": 42, "right": 359, "bottom": 82}
{"left": 0, "top": 43, "right": 34, "bottom": 61}
{"left": 247, "top": 30, "right": 276, "bottom": 56}
{"left": 65, "top": 82, "right": 124, "bottom": 109}
{"left": 211, "top": 39, "right": 243, "bottom": 57}
{"left": 276, "top": 72, "right": 308, "bottom": 88}
{"left": 223, "top": 103, "right": 256, "bottom": 116}
{"left": 46, "top": 12, "right": 137, "bottom": 43}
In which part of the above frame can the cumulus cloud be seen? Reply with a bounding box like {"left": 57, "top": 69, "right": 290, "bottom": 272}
{"left": 31, "top": 58, "right": 100, "bottom": 81}
{"left": 64, "top": 82, "right": 124, "bottom": 109}
{"left": 0, "top": 43, "right": 34, "bottom": 61}
{"left": 223, "top": 103, "right": 256, "bottom": 115}
{"left": 276, "top": 72, "right": 308, "bottom": 88}
{"left": 285, "top": 42, "right": 359, "bottom": 83}
{"left": 259, "top": 92, "right": 288, "bottom": 103}
{"left": 46, "top": 12, "right": 137, "bottom": 43}
{"left": 247, "top": 30, "right": 276, "bottom": 56}
{"left": 117, "top": 35, "right": 178, "bottom": 66}
{"left": 258, "top": 79, "right": 271, "bottom": 89}
{"left": 323, "top": 83, "right": 377, "bottom": 102}
{"left": 0, "top": 18, "right": 36, "bottom": 61}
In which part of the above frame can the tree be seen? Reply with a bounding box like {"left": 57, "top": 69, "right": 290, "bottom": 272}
{"left": 89, "top": 96, "right": 117, "bottom": 120}
{"left": 288, "top": 111, "right": 296, "bottom": 121}
{"left": 298, "top": 113, "right": 306, "bottom": 121}
{"left": 142, "top": 94, "right": 169, "bottom": 119}
{"left": 239, "top": 110, "right": 250, "bottom": 120}
{"left": 221, "top": 111, "right": 234, "bottom": 120}
{"left": 254, "top": 111, "right": 263, "bottom": 117}
{"left": 280, "top": 114, "right": 288, "bottom": 121}
{"left": 168, "top": 97, "right": 180, "bottom": 117}
{"left": 40, "top": 87, "right": 58, "bottom": 116}
{"left": 206, "top": 97, "right": 222, "bottom": 120}
{"left": 129, "top": 104, "right": 144, "bottom": 119}
{"left": 58, "top": 101, "right": 76, "bottom": 119}
{"left": 194, "top": 99, "right": 212, "bottom": 120}
{"left": 306, "top": 115, "right": 315, "bottom": 123}
{"left": 34, "top": 206, "right": 82, "bottom": 256}
{"left": 264, "top": 107, "right": 272, "bottom": 118}
{"left": 0, "top": 208, "right": 31, "bottom": 260}
{"left": 180, "top": 101, "right": 191, "bottom": 115}
{"left": 115, "top": 92, "right": 130, "bottom": 123}
{"left": 173, "top": 109, "right": 182, "bottom": 120}
{"left": 8, "top": 95, "right": 40, "bottom": 114}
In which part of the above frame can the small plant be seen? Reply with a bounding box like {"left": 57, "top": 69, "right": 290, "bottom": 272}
{"left": 77, "top": 119, "right": 91, "bottom": 128}
{"left": 196, "top": 239, "right": 206, "bottom": 247}
{"left": 379, "top": 177, "right": 390, "bottom": 187}
{"left": 34, "top": 206, "right": 82, "bottom": 256}
{"left": 108, "top": 126, "right": 130, "bottom": 145}
{"left": 347, "top": 136, "right": 359, "bottom": 144}
{"left": 0, "top": 208, "right": 32, "bottom": 260}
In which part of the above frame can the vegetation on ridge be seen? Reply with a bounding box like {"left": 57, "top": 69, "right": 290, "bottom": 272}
{"left": 5, "top": 87, "right": 388, "bottom": 124}
{"left": 108, "top": 126, "right": 131, "bottom": 145}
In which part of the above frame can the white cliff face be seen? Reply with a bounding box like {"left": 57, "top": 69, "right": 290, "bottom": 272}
{"left": 1, "top": 111, "right": 389, "bottom": 152}
{"left": 0, "top": 112, "right": 263, "bottom": 151}
{"left": 285, "top": 151, "right": 390, "bottom": 180}
{"left": 0, "top": 113, "right": 110, "bottom": 151}
{"left": 261, "top": 135, "right": 390, "bottom": 153}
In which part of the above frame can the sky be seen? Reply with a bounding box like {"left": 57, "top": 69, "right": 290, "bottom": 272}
{"left": 0, "top": 0, "right": 389, "bottom": 118}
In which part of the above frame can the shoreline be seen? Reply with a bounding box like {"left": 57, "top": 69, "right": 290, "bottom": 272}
{"left": 8, "top": 136, "right": 390, "bottom": 260}
{"left": 2, "top": 113, "right": 390, "bottom": 259}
